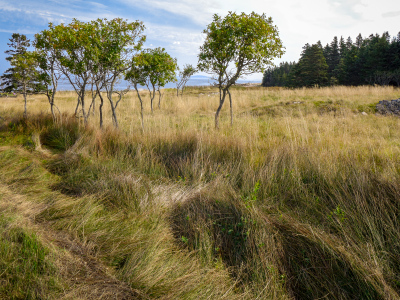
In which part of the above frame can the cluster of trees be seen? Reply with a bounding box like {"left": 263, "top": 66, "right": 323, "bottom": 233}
{"left": 1, "top": 12, "right": 284, "bottom": 129}
{"left": 262, "top": 32, "right": 400, "bottom": 87}
{"left": 0, "top": 19, "right": 196, "bottom": 129}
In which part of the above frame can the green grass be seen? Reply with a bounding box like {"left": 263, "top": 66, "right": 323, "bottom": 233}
{"left": 0, "top": 214, "right": 60, "bottom": 300}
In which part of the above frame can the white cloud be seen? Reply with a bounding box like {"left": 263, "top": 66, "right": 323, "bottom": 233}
{"left": 382, "top": 10, "right": 400, "bottom": 18}
{"left": 118, "top": 0, "right": 219, "bottom": 25}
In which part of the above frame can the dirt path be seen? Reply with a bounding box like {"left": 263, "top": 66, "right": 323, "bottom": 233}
{"left": 0, "top": 183, "right": 146, "bottom": 300}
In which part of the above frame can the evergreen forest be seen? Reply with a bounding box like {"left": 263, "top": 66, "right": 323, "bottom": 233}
{"left": 262, "top": 32, "right": 400, "bottom": 87}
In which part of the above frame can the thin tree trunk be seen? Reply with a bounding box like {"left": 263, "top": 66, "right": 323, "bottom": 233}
{"left": 111, "top": 105, "right": 118, "bottom": 128}
{"left": 81, "top": 88, "right": 88, "bottom": 125}
{"left": 135, "top": 86, "right": 144, "bottom": 132}
{"left": 109, "top": 93, "right": 119, "bottom": 129}
{"left": 215, "top": 89, "right": 227, "bottom": 129}
{"left": 88, "top": 85, "right": 97, "bottom": 116}
{"left": 227, "top": 89, "right": 233, "bottom": 126}
{"left": 158, "top": 88, "right": 162, "bottom": 109}
{"left": 150, "top": 86, "right": 155, "bottom": 113}
{"left": 74, "top": 96, "right": 81, "bottom": 116}
{"left": 50, "top": 102, "right": 55, "bottom": 120}
{"left": 98, "top": 92, "right": 104, "bottom": 129}
{"left": 23, "top": 84, "right": 27, "bottom": 118}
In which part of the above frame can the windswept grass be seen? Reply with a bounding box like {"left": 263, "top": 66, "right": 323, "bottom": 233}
{"left": 0, "top": 213, "right": 60, "bottom": 300}
{"left": 0, "top": 85, "right": 399, "bottom": 299}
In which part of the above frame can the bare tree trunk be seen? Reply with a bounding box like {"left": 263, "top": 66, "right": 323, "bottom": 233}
{"left": 47, "top": 63, "right": 60, "bottom": 121}
{"left": 227, "top": 89, "right": 233, "bottom": 126}
{"left": 111, "top": 105, "right": 118, "bottom": 128}
{"left": 88, "top": 84, "right": 98, "bottom": 116}
{"left": 158, "top": 88, "right": 162, "bottom": 109}
{"left": 23, "top": 84, "right": 27, "bottom": 118}
{"left": 215, "top": 89, "right": 227, "bottom": 129}
{"left": 135, "top": 86, "right": 145, "bottom": 132}
{"left": 96, "top": 83, "right": 104, "bottom": 129}
{"left": 50, "top": 101, "right": 55, "bottom": 120}
{"left": 80, "top": 88, "right": 88, "bottom": 125}
{"left": 75, "top": 96, "right": 81, "bottom": 117}
{"left": 150, "top": 86, "right": 155, "bottom": 113}
{"left": 99, "top": 94, "right": 104, "bottom": 129}
{"left": 109, "top": 93, "right": 119, "bottom": 129}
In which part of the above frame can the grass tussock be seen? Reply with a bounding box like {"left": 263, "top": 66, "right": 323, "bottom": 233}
{"left": 0, "top": 85, "right": 400, "bottom": 299}
{"left": 0, "top": 213, "right": 60, "bottom": 299}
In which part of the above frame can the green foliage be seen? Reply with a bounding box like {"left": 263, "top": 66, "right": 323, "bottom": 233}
{"left": 262, "top": 61, "right": 296, "bottom": 87}
{"left": 266, "top": 31, "right": 400, "bottom": 87}
{"left": 126, "top": 47, "right": 177, "bottom": 120}
{"left": 242, "top": 180, "right": 260, "bottom": 207}
{"left": 198, "top": 11, "right": 284, "bottom": 128}
{"left": 288, "top": 44, "right": 329, "bottom": 87}
{"left": 36, "top": 18, "right": 146, "bottom": 125}
{"left": 126, "top": 47, "right": 177, "bottom": 91}
{"left": 198, "top": 11, "right": 284, "bottom": 85}
{"left": 1, "top": 33, "right": 31, "bottom": 93}
{"left": 10, "top": 51, "right": 43, "bottom": 92}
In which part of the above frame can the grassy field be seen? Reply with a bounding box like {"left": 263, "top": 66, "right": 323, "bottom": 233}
{"left": 0, "top": 85, "right": 399, "bottom": 299}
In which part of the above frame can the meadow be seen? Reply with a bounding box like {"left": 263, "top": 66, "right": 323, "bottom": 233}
{"left": 0, "top": 85, "right": 399, "bottom": 299}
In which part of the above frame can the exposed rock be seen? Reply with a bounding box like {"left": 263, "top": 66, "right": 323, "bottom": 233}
{"left": 361, "top": 111, "right": 368, "bottom": 116}
{"left": 376, "top": 99, "right": 400, "bottom": 116}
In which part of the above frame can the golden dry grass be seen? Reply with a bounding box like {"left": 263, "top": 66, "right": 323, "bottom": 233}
{"left": 1, "top": 85, "right": 400, "bottom": 299}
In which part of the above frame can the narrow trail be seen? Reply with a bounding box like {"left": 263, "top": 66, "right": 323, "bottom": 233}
{"left": 0, "top": 182, "right": 146, "bottom": 300}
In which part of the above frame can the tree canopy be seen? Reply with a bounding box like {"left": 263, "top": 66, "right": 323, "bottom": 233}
{"left": 1, "top": 34, "right": 31, "bottom": 93}
{"left": 198, "top": 11, "right": 284, "bottom": 128}
{"left": 126, "top": 47, "right": 177, "bottom": 113}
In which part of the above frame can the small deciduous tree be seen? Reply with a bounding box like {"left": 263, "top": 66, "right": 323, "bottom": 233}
{"left": 91, "top": 18, "right": 145, "bottom": 128}
{"left": 50, "top": 19, "right": 97, "bottom": 125}
{"left": 198, "top": 11, "right": 284, "bottom": 128}
{"left": 125, "top": 57, "right": 146, "bottom": 131}
{"left": 35, "top": 27, "right": 63, "bottom": 120}
{"left": 126, "top": 48, "right": 177, "bottom": 114}
{"left": 176, "top": 64, "right": 196, "bottom": 96}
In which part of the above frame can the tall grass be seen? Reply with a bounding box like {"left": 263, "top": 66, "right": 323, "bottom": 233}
{"left": 0, "top": 212, "right": 60, "bottom": 299}
{"left": 1, "top": 85, "right": 399, "bottom": 299}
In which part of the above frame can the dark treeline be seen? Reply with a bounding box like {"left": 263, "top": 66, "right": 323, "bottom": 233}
{"left": 262, "top": 32, "right": 400, "bottom": 87}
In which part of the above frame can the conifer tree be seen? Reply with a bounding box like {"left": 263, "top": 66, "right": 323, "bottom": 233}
{"left": 288, "top": 44, "right": 328, "bottom": 87}
{"left": 1, "top": 33, "right": 31, "bottom": 92}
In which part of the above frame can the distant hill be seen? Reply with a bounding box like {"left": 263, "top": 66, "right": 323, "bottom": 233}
{"left": 190, "top": 75, "right": 211, "bottom": 79}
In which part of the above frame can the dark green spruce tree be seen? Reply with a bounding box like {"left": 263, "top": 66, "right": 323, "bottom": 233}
{"left": 262, "top": 62, "right": 296, "bottom": 87}
{"left": 288, "top": 43, "right": 328, "bottom": 87}
{"left": 1, "top": 33, "right": 31, "bottom": 92}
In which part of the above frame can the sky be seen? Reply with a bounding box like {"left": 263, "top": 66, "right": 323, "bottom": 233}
{"left": 0, "top": 0, "right": 399, "bottom": 81}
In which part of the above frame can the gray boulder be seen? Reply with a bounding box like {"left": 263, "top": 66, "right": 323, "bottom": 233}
{"left": 376, "top": 99, "right": 400, "bottom": 116}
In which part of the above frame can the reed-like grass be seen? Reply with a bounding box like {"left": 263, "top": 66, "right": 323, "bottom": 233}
{"left": 0, "top": 85, "right": 399, "bottom": 299}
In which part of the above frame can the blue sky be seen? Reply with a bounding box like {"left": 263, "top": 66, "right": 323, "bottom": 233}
{"left": 0, "top": 0, "right": 399, "bottom": 80}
